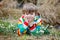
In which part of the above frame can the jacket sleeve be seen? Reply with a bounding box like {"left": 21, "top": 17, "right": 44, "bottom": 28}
{"left": 18, "top": 16, "right": 28, "bottom": 30}
{"left": 18, "top": 17, "right": 23, "bottom": 29}
{"left": 36, "top": 18, "right": 42, "bottom": 26}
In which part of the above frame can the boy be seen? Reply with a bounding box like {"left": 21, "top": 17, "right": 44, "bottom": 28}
{"left": 17, "top": 3, "right": 42, "bottom": 36}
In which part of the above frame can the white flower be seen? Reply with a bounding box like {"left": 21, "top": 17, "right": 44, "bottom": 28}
{"left": 39, "top": 30, "right": 44, "bottom": 33}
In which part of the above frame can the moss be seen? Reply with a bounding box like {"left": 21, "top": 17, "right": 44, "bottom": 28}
{"left": 0, "top": 20, "right": 18, "bottom": 35}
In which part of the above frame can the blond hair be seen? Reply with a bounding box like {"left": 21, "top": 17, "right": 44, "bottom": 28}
{"left": 22, "top": 3, "right": 40, "bottom": 16}
{"left": 23, "top": 3, "right": 38, "bottom": 10}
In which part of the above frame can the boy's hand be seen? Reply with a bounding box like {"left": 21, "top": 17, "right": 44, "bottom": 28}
{"left": 24, "top": 16, "right": 34, "bottom": 23}
{"left": 17, "top": 29, "right": 21, "bottom": 36}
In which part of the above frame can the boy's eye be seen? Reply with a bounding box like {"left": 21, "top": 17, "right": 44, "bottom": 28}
{"left": 29, "top": 10, "right": 34, "bottom": 13}
{"left": 23, "top": 10, "right": 35, "bottom": 15}
{"left": 29, "top": 10, "right": 35, "bottom": 15}
{"left": 23, "top": 12, "right": 25, "bottom": 14}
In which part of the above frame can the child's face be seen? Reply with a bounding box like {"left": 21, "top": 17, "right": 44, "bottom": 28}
{"left": 23, "top": 10, "right": 35, "bottom": 23}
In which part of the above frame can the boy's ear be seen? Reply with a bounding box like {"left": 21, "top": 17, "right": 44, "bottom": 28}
{"left": 35, "top": 11, "right": 40, "bottom": 16}
{"left": 37, "top": 12, "right": 40, "bottom": 16}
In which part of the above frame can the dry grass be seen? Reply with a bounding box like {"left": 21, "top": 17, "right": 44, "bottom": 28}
{"left": 0, "top": 8, "right": 22, "bottom": 19}
{"left": 38, "top": 0, "right": 60, "bottom": 25}
{"left": 0, "top": 0, "right": 60, "bottom": 25}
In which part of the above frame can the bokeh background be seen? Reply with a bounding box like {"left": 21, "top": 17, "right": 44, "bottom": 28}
{"left": 0, "top": 0, "right": 60, "bottom": 40}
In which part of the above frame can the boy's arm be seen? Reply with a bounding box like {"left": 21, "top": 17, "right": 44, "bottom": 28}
{"left": 17, "top": 16, "right": 29, "bottom": 35}
{"left": 36, "top": 18, "right": 42, "bottom": 26}
{"left": 18, "top": 16, "right": 28, "bottom": 29}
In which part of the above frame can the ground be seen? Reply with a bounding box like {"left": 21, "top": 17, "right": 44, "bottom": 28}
{"left": 0, "top": 19, "right": 60, "bottom": 40}
{"left": 0, "top": 34, "right": 60, "bottom": 40}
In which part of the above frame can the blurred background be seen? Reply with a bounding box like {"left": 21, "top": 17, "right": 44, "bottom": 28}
{"left": 0, "top": 0, "right": 60, "bottom": 40}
